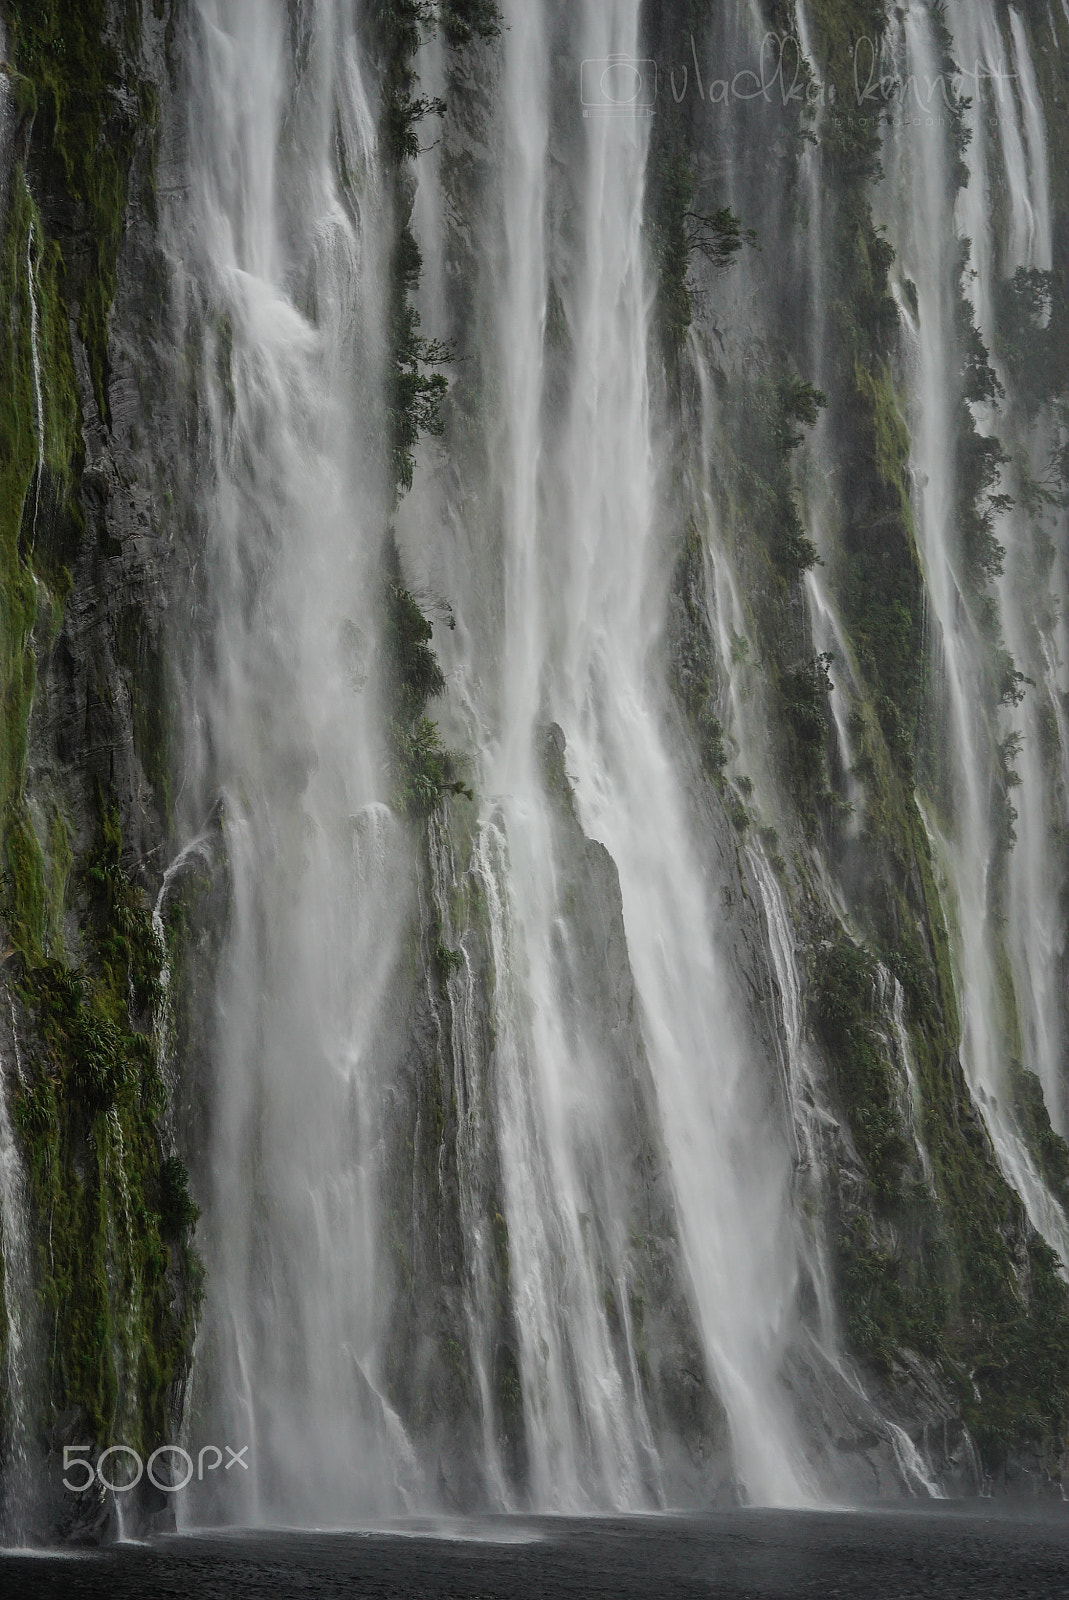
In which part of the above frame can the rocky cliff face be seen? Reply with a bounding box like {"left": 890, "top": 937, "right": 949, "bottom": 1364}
{"left": 1, "top": 0, "right": 1069, "bottom": 1541}
{"left": 642, "top": 0, "right": 1069, "bottom": 1493}
{"left": 0, "top": 0, "right": 202, "bottom": 1540}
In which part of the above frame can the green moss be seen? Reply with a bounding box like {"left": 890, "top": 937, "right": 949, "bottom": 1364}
{"left": 628, "top": 1282, "right": 651, "bottom": 1389}
{"left": 366, "top": 6, "right": 458, "bottom": 496}
{"left": 811, "top": 932, "right": 908, "bottom": 1204}
{"left": 1009, "top": 1064, "right": 1069, "bottom": 1209}
{"left": 825, "top": 910, "right": 1069, "bottom": 1465}
{"left": 853, "top": 364, "right": 910, "bottom": 508}
{"left": 495, "top": 1341, "right": 522, "bottom": 1429}
{"left": 667, "top": 519, "right": 728, "bottom": 785}
{"left": 388, "top": 249, "right": 451, "bottom": 496}
{"left": 44, "top": 805, "right": 73, "bottom": 949}
{"left": 439, "top": 0, "right": 500, "bottom": 49}
{"left": 4, "top": 807, "right": 47, "bottom": 958}
{"left": 645, "top": 130, "right": 697, "bottom": 356}
{"left": 800, "top": 701, "right": 1069, "bottom": 1454}
{"left": 642, "top": 3, "right": 758, "bottom": 358}
{"left": 0, "top": 181, "right": 51, "bottom": 807}
{"left": 383, "top": 577, "right": 446, "bottom": 718}
{"left": 381, "top": 571, "right": 471, "bottom": 818}
{"left": 432, "top": 935, "right": 463, "bottom": 983}
{"left": 864, "top": 865, "right": 1069, "bottom": 1465}
{"left": 830, "top": 318, "right": 924, "bottom": 742}
{"left": 836, "top": 1210, "right": 948, "bottom": 1373}
{"left": 728, "top": 375, "right": 824, "bottom": 586}
{"left": 801, "top": 0, "right": 889, "bottom": 174}
{"left": 0, "top": 161, "right": 85, "bottom": 1000}
{"left": 644, "top": 121, "right": 753, "bottom": 355}
{"left": 9, "top": 804, "right": 201, "bottom": 1456}
{"left": 780, "top": 656, "right": 833, "bottom": 802}
{"left": 6, "top": 0, "right": 147, "bottom": 423}
{"left": 958, "top": 426, "right": 1009, "bottom": 589}
{"left": 0, "top": 28, "right": 198, "bottom": 1468}
{"left": 115, "top": 607, "right": 175, "bottom": 826}
{"left": 157, "top": 1153, "right": 199, "bottom": 1241}
{"left": 84, "top": 804, "right": 164, "bottom": 1021}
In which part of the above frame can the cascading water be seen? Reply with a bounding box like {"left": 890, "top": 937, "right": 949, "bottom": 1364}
{"left": 180, "top": 0, "right": 1059, "bottom": 1518}
{"left": 175, "top": 0, "right": 829, "bottom": 1516}
{"left": 6, "top": 0, "right": 1069, "bottom": 1539}
{"left": 792, "top": 1, "right": 865, "bottom": 825}
{"left": 889, "top": 979, "right": 936, "bottom": 1195}
{"left": 954, "top": 2, "right": 1069, "bottom": 1148}
{"left": 684, "top": 327, "right": 842, "bottom": 1364}
{"left": 177, "top": 0, "right": 417, "bottom": 1523}
{"left": 398, "top": 0, "right": 825, "bottom": 1508}
{"left": 682, "top": 107, "right": 941, "bottom": 1493}
{"left": 880, "top": 0, "right": 1069, "bottom": 1268}
{"left": 0, "top": 1041, "right": 33, "bottom": 1542}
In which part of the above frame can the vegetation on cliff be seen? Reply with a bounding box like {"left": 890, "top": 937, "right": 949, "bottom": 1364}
{"left": 646, "top": 0, "right": 1069, "bottom": 1477}
{"left": 0, "top": 0, "right": 200, "bottom": 1495}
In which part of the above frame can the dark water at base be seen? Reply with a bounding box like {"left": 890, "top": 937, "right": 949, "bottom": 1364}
{"left": 2, "top": 1507, "right": 1069, "bottom": 1598}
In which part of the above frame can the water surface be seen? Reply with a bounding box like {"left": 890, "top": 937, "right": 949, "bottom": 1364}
{"left": 3, "top": 1507, "right": 1069, "bottom": 1597}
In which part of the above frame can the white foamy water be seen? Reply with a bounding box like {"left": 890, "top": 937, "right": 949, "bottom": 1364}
{"left": 875, "top": 1, "right": 1069, "bottom": 1271}
{"left": 47, "top": 0, "right": 1061, "bottom": 1532}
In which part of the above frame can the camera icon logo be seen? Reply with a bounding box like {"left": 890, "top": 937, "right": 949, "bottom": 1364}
{"left": 580, "top": 56, "right": 658, "bottom": 117}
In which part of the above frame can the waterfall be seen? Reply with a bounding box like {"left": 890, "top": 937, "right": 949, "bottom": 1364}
{"left": 889, "top": 980, "right": 936, "bottom": 1195}
{"left": 5, "top": 0, "right": 1069, "bottom": 1536}
{"left": 685, "top": 323, "right": 840, "bottom": 1364}
{"left": 402, "top": 0, "right": 822, "bottom": 1507}
{"left": 948, "top": 0, "right": 1069, "bottom": 1254}
{"left": 178, "top": 0, "right": 413, "bottom": 1523}
{"left": 886, "top": 1421, "right": 946, "bottom": 1500}
{"left": 688, "top": 304, "right": 945, "bottom": 1496}
{"left": 880, "top": 1, "right": 1069, "bottom": 1269}
{"left": 793, "top": 1, "right": 863, "bottom": 823}
{"left": 173, "top": 0, "right": 828, "bottom": 1515}
{"left": 957, "top": 2, "right": 1069, "bottom": 1148}
{"left": 104, "top": 1106, "right": 143, "bottom": 1458}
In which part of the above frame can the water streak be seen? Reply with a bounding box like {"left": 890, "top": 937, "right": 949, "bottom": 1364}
{"left": 880, "top": 1, "right": 1069, "bottom": 1269}
{"left": 0, "top": 1046, "right": 34, "bottom": 1540}
{"left": 24, "top": 220, "right": 44, "bottom": 545}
